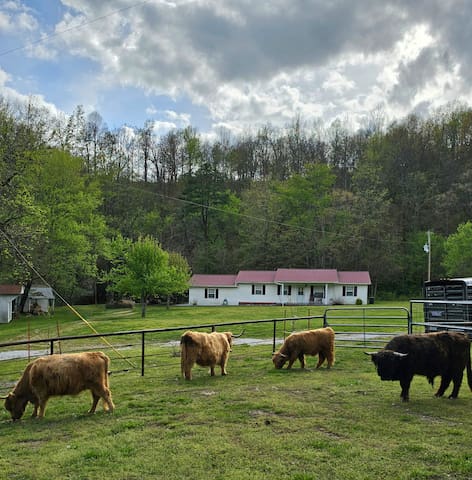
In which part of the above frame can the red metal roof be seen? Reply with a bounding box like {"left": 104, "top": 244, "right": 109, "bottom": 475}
{"left": 0, "top": 284, "right": 24, "bottom": 295}
{"left": 274, "top": 268, "right": 339, "bottom": 283}
{"left": 338, "top": 271, "right": 371, "bottom": 284}
{"left": 190, "top": 274, "right": 237, "bottom": 287}
{"left": 190, "top": 269, "right": 371, "bottom": 286}
{"left": 235, "top": 271, "right": 276, "bottom": 283}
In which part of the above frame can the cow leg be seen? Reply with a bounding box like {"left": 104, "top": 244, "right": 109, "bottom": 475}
{"left": 210, "top": 366, "right": 215, "bottom": 376}
{"left": 399, "top": 376, "right": 412, "bottom": 401}
{"left": 326, "top": 351, "right": 334, "bottom": 369}
{"left": 220, "top": 358, "right": 228, "bottom": 376}
{"left": 448, "top": 371, "right": 464, "bottom": 399}
{"left": 37, "top": 398, "right": 48, "bottom": 418}
{"left": 89, "top": 392, "right": 100, "bottom": 414}
{"left": 435, "top": 374, "right": 452, "bottom": 398}
{"left": 31, "top": 402, "right": 39, "bottom": 418}
{"left": 316, "top": 352, "right": 325, "bottom": 368}
{"left": 298, "top": 353, "right": 306, "bottom": 369}
{"left": 287, "top": 355, "right": 297, "bottom": 369}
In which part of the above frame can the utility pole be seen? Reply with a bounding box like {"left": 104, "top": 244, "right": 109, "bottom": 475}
{"left": 423, "top": 231, "right": 431, "bottom": 281}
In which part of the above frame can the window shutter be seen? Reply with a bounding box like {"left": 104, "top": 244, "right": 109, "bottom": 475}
{"left": 288, "top": 286, "right": 292, "bottom": 295}
{"left": 252, "top": 285, "right": 255, "bottom": 295}
{"left": 354, "top": 286, "right": 358, "bottom": 296}
{"left": 342, "top": 286, "right": 346, "bottom": 296}
{"left": 263, "top": 285, "right": 266, "bottom": 295}
{"left": 216, "top": 289, "right": 219, "bottom": 299}
{"left": 277, "top": 285, "right": 281, "bottom": 295}
{"left": 205, "top": 288, "right": 208, "bottom": 298}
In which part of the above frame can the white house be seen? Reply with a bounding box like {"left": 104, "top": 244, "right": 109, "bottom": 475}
{"left": 0, "top": 284, "right": 24, "bottom": 323}
{"left": 189, "top": 269, "right": 372, "bottom": 306}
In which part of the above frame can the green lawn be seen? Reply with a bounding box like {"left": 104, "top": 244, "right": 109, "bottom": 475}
{"left": 1, "top": 302, "right": 470, "bottom": 479}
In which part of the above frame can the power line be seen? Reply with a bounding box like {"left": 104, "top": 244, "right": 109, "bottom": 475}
{"left": 0, "top": 0, "right": 153, "bottom": 58}
{"left": 121, "top": 182, "right": 414, "bottom": 248}
{"left": 0, "top": 227, "right": 136, "bottom": 368}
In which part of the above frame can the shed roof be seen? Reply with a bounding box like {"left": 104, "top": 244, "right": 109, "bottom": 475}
{"left": 28, "top": 286, "right": 55, "bottom": 299}
{"left": 0, "top": 284, "right": 24, "bottom": 295}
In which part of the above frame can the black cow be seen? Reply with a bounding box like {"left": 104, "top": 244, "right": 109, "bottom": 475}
{"left": 366, "top": 331, "right": 472, "bottom": 401}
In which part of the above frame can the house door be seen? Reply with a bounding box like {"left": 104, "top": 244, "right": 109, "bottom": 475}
{"left": 310, "top": 286, "right": 324, "bottom": 304}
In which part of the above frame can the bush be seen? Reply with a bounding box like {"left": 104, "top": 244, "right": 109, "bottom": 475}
{"left": 355, "top": 298, "right": 363, "bottom": 305}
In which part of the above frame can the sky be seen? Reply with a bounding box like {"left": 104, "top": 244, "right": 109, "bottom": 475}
{"left": 1, "top": 0, "right": 471, "bottom": 139}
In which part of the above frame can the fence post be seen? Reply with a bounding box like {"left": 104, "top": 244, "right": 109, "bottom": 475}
{"left": 141, "top": 332, "right": 145, "bottom": 376}
{"left": 50, "top": 340, "right": 54, "bottom": 355}
{"left": 272, "top": 320, "right": 276, "bottom": 353}
{"left": 408, "top": 304, "right": 413, "bottom": 334}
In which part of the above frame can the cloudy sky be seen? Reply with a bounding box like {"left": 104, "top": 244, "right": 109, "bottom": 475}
{"left": 0, "top": 0, "right": 471, "bottom": 137}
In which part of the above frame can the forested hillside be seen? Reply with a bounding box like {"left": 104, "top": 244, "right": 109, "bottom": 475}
{"left": 1, "top": 97, "right": 472, "bottom": 301}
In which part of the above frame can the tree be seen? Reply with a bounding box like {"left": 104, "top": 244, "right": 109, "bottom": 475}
{"left": 31, "top": 149, "right": 108, "bottom": 300}
{"left": 107, "top": 236, "right": 190, "bottom": 317}
{"left": 443, "top": 222, "right": 472, "bottom": 276}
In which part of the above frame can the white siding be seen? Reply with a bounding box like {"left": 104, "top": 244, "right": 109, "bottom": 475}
{"left": 189, "top": 283, "right": 370, "bottom": 306}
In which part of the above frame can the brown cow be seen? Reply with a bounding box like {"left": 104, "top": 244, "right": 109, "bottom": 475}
{"left": 2, "top": 352, "right": 115, "bottom": 420}
{"left": 272, "top": 326, "right": 335, "bottom": 369}
{"left": 180, "top": 331, "right": 235, "bottom": 380}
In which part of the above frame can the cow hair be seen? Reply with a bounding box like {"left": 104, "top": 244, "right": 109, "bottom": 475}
{"left": 272, "top": 326, "right": 335, "bottom": 370}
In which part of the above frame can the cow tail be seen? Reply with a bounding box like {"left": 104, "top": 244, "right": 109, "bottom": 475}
{"left": 180, "top": 335, "right": 189, "bottom": 377}
{"left": 467, "top": 346, "right": 472, "bottom": 392}
{"left": 102, "top": 353, "right": 111, "bottom": 388}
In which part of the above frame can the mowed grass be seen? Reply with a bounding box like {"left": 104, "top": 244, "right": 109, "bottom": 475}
{"left": 0, "top": 303, "right": 471, "bottom": 479}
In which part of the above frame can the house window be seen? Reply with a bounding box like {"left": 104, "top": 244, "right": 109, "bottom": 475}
{"left": 277, "top": 285, "right": 292, "bottom": 296}
{"left": 205, "top": 288, "right": 219, "bottom": 299}
{"left": 252, "top": 284, "right": 266, "bottom": 295}
{"left": 342, "top": 286, "right": 358, "bottom": 297}
{"left": 297, "top": 287, "right": 304, "bottom": 296}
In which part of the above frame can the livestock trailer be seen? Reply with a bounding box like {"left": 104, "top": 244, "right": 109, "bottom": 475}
{"left": 423, "top": 278, "right": 472, "bottom": 333}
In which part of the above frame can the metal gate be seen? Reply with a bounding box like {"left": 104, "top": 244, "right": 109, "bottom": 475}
{"left": 323, "top": 306, "right": 410, "bottom": 349}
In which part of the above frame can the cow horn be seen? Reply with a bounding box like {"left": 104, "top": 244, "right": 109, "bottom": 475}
{"left": 393, "top": 352, "right": 408, "bottom": 358}
{"left": 0, "top": 395, "right": 8, "bottom": 399}
{"left": 232, "top": 329, "right": 245, "bottom": 338}
{"left": 364, "top": 352, "right": 376, "bottom": 356}
{"left": 278, "top": 353, "right": 287, "bottom": 358}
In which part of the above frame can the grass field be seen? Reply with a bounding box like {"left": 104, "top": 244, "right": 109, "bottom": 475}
{"left": 0, "top": 303, "right": 471, "bottom": 479}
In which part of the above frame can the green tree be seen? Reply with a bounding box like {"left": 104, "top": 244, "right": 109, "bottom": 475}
{"left": 107, "top": 236, "right": 190, "bottom": 317}
{"left": 273, "top": 163, "right": 336, "bottom": 267}
{"left": 31, "top": 148, "right": 108, "bottom": 299}
{"left": 443, "top": 222, "right": 472, "bottom": 276}
{"left": 0, "top": 99, "right": 47, "bottom": 283}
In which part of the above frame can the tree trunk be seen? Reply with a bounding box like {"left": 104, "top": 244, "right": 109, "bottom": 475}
{"left": 140, "top": 293, "right": 146, "bottom": 318}
{"left": 19, "top": 279, "right": 33, "bottom": 314}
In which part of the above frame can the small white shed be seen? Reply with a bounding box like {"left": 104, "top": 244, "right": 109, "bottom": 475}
{"left": 0, "top": 284, "right": 24, "bottom": 323}
{"left": 23, "top": 285, "right": 55, "bottom": 315}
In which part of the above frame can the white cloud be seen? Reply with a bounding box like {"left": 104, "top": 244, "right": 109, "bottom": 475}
{"left": 3, "top": 0, "right": 472, "bottom": 136}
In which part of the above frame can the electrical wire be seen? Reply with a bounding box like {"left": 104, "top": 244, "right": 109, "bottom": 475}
{"left": 0, "top": 227, "right": 137, "bottom": 368}
{"left": 0, "top": 0, "right": 153, "bottom": 58}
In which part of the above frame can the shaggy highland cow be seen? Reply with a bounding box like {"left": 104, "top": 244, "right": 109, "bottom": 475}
{"left": 272, "top": 326, "right": 335, "bottom": 369}
{"left": 180, "top": 331, "right": 241, "bottom": 380}
{"left": 2, "top": 352, "right": 115, "bottom": 420}
{"left": 367, "top": 331, "right": 472, "bottom": 401}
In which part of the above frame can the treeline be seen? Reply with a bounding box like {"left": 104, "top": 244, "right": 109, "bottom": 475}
{"left": 1, "top": 97, "right": 472, "bottom": 302}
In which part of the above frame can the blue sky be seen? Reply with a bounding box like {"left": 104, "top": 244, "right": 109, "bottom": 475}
{"left": 1, "top": 1, "right": 472, "bottom": 139}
